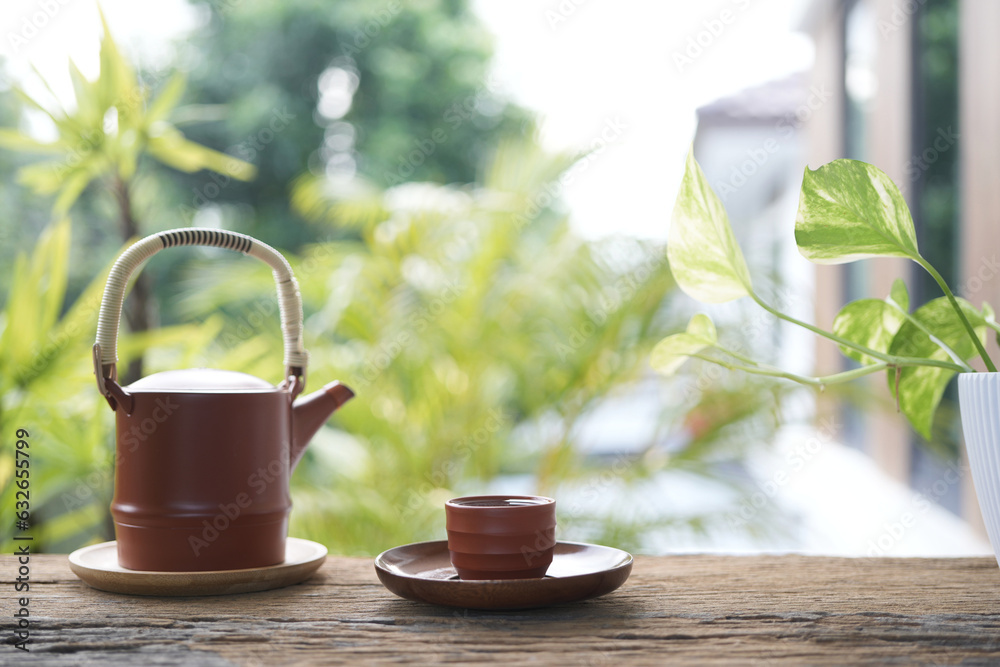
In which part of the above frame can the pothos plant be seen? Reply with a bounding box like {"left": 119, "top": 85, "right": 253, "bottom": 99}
{"left": 653, "top": 151, "right": 1000, "bottom": 440}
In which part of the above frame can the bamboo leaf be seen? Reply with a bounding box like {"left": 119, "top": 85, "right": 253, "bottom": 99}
{"left": 53, "top": 170, "right": 94, "bottom": 214}
{"left": 12, "top": 87, "right": 82, "bottom": 136}
{"left": 38, "top": 218, "right": 71, "bottom": 334}
{"left": 115, "top": 132, "right": 140, "bottom": 181}
{"left": 290, "top": 173, "right": 386, "bottom": 229}
{"left": 68, "top": 60, "right": 101, "bottom": 127}
{"left": 97, "top": 5, "right": 138, "bottom": 112}
{"left": 0, "top": 254, "right": 35, "bottom": 369}
{"left": 0, "top": 220, "right": 71, "bottom": 377}
{"left": 145, "top": 73, "right": 187, "bottom": 125}
{"left": 0, "top": 129, "right": 67, "bottom": 154}
{"left": 147, "top": 131, "right": 256, "bottom": 180}
{"left": 17, "top": 161, "right": 69, "bottom": 194}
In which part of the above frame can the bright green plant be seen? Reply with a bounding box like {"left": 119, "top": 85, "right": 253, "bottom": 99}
{"left": 178, "top": 0, "right": 532, "bottom": 245}
{"left": 173, "top": 139, "right": 784, "bottom": 554}
{"left": 0, "top": 14, "right": 795, "bottom": 556}
{"left": 0, "top": 12, "right": 256, "bottom": 553}
{"left": 0, "top": 9, "right": 255, "bottom": 381}
{"left": 0, "top": 10, "right": 254, "bottom": 215}
{"left": 654, "top": 151, "right": 999, "bottom": 440}
{"left": 0, "top": 220, "right": 221, "bottom": 553}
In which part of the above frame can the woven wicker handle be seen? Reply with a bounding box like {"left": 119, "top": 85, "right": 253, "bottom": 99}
{"left": 94, "top": 228, "right": 308, "bottom": 397}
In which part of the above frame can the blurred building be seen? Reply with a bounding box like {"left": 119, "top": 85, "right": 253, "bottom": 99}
{"left": 693, "top": 0, "right": 999, "bottom": 537}
{"left": 693, "top": 71, "right": 815, "bottom": 380}
{"left": 801, "top": 0, "right": 999, "bottom": 532}
{"left": 694, "top": 72, "right": 807, "bottom": 270}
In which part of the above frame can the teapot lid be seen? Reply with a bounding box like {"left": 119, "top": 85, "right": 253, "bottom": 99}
{"left": 126, "top": 368, "right": 276, "bottom": 393}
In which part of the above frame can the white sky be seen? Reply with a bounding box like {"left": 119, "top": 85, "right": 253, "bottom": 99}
{"left": 1, "top": 0, "right": 200, "bottom": 90}
{"left": 474, "top": 0, "right": 814, "bottom": 239}
{"left": 1, "top": 0, "right": 813, "bottom": 239}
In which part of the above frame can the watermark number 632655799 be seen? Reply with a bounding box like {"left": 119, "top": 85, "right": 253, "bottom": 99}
{"left": 12, "top": 428, "right": 32, "bottom": 652}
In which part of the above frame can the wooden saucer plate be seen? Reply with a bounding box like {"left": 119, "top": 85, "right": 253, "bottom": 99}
{"left": 68, "top": 537, "right": 326, "bottom": 596}
{"left": 375, "top": 540, "right": 632, "bottom": 610}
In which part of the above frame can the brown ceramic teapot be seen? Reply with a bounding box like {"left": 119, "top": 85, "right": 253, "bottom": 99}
{"left": 93, "top": 228, "right": 353, "bottom": 572}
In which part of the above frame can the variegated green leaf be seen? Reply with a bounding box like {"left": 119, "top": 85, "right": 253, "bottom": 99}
{"left": 795, "top": 159, "right": 920, "bottom": 264}
{"left": 888, "top": 297, "right": 986, "bottom": 439}
{"left": 667, "top": 150, "right": 752, "bottom": 303}
{"left": 832, "top": 299, "right": 905, "bottom": 365}
{"left": 981, "top": 302, "right": 1000, "bottom": 347}
{"left": 651, "top": 313, "right": 717, "bottom": 376}
{"left": 889, "top": 278, "right": 909, "bottom": 312}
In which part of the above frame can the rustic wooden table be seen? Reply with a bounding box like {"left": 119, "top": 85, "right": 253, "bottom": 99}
{"left": 7, "top": 553, "right": 1000, "bottom": 665}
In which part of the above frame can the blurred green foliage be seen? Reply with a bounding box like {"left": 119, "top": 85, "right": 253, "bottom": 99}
{"left": 0, "top": 8, "right": 258, "bottom": 384}
{"left": 177, "top": 139, "right": 783, "bottom": 554}
{"left": 0, "top": 1, "right": 785, "bottom": 557}
{"left": 0, "top": 219, "right": 222, "bottom": 552}
{"left": 176, "top": 0, "right": 532, "bottom": 249}
{"left": 0, "top": 10, "right": 254, "bottom": 218}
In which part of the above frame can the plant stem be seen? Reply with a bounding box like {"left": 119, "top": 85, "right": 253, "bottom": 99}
{"left": 887, "top": 303, "right": 973, "bottom": 372}
{"left": 692, "top": 353, "right": 888, "bottom": 387}
{"left": 749, "top": 293, "right": 966, "bottom": 373}
{"left": 915, "top": 256, "right": 995, "bottom": 372}
{"left": 713, "top": 346, "right": 760, "bottom": 367}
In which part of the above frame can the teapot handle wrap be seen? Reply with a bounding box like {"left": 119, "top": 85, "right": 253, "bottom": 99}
{"left": 94, "top": 228, "right": 308, "bottom": 404}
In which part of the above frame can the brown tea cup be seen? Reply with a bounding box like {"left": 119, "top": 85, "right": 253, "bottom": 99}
{"left": 445, "top": 495, "right": 556, "bottom": 580}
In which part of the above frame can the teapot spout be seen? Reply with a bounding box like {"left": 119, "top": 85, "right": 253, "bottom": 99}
{"left": 290, "top": 381, "right": 354, "bottom": 471}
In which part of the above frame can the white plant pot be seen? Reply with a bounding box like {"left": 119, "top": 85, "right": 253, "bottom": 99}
{"left": 959, "top": 372, "right": 1000, "bottom": 568}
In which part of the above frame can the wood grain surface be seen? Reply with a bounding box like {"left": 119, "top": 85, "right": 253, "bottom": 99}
{"left": 5, "top": 554, "right": 1000, "bottom": 665}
